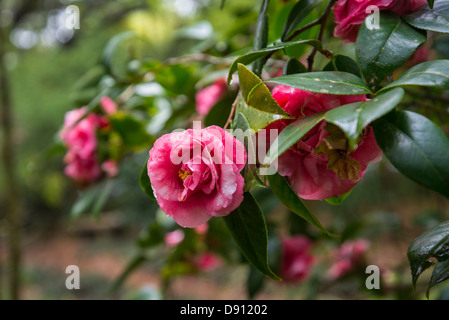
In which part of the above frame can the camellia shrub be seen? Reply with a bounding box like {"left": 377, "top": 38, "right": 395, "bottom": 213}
{"left": 58, "top": 0, "right": 449, "bottom": 299}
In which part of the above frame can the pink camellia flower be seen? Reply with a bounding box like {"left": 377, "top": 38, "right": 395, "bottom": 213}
{"left": 333, "top": 0, "right": 428, "bottom": 43}
{"left": 328, "top": 239, "right": 370, "bottom": 280}
{"left": 195, "top": 79, "right": 227, "bottom": 116}
{"left": 100, "top": 96, "right": 118, "bottom": 115}
{"left": 194, "top": 252, "right": 223, "bottom": 272}
{"left": 147, "top": 125, "right": 247, "bottom": 228}
{"left": 164, "top": 229, "right": 185, "bottom": 247}
{"left": 60, "top": 107, "right": 106, "bottom": 184}
{"left": 281, "top": 235, "right": 315, "bottom": 283}
{"left": 269, "top": 85, "right": 382, "bottom": 200}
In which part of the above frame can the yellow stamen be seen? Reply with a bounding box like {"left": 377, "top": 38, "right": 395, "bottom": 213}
{"left": 178, "top": 170, "right": 192, "bottom": 182}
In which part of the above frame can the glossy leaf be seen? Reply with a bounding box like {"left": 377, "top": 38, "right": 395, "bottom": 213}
{"left": 407, "top": 220, "right": 449, "bottom": 291}
{"left": 404, "top": 0, "right": 449, "bottom": 33}
{"left": 283, "top": 58, "right": 308, "bottom": 75}
{"left": 428, "top": 259, "right": 449, "bottom": 297}
{"left": 252, "top": 0, "right": 269, "bottom": 77}
{"left": 235, "top": 94, "right": 285, "bottom": 132}
{"left": 223, "top": 192, "right": 280, "bottom": 280}
{"left": 227, "top": 40, "right": 322, "bottom": 84}
{"left": 262, "top": 112, "right": 325, "bottom": 166}
{"left": 281, "top": 0, "right": 321, "bottom": 41}
{"left": 356, "top": 12, "right": 427, "bottom": 91}
{"left": 323, "top": 54, "right": 362, "bottom": 78}
{"left": 236, "top": 64, "right": 292, "bottom": 132}
{"left": 267, "top": 71, "right": 372, "bottom": 95}
{"left": 232, "top": 112, "right": 265, "bottom": 191}
{"left": 238, "top": 64, "right": 290, "bottom": 117}
{"left": 373, "top": 110, "right": 449, "bottom": 199}
{"left": 325, "top": 88, "right": 405, "bottom": 150}
{"left": 267, "top": 173, "right": 337, "bottom": 238}
{"left": 378, "top": 60, "right": 449, "bottom": 93}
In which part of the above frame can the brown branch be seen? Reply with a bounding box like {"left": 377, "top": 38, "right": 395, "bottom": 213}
{"left": 307, "top": 0, "right": 337, "bottom": 71}
{"left": 223, "top": 93, "right": 240, "bottom": 130}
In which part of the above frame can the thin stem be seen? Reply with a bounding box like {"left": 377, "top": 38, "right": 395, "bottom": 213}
{"left": 223, "top": 93, "right": 240, "bottom": 130}
{"left": 307, "top": 0, "right": 337, "bottom": 71}
{"left": 285, "top": 0, "right": 337, "bottom": 43}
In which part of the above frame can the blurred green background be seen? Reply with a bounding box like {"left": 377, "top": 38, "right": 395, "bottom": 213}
{"left": 1, "top": 0, "right": 449, "bottom": 300}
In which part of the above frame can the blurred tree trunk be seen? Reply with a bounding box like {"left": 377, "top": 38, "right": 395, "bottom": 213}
{"left": 0, "top": 27, "right": 21, "bottom": 300}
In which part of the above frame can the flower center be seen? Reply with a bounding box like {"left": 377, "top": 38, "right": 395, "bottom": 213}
{"left": 178, "top": 170, "right": 192, "bottom": 182}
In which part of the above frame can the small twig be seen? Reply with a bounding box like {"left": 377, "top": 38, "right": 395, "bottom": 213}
{"left": 307, "top": 0, "right": 337, "bottom": 71}
{"left": 286, "top": 0, "right": 337, "bottom": 43}
{"left": 223, "top": 93, "right": 240, "bottom": 130}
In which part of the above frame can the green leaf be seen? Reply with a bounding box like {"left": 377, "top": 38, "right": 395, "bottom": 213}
{"left": 109, "top": 112, "right": 154, "bottom": 150}
{"left": 407, "top": 220, "right": 449, "bottom": 292}
{"left": 404, "top": 0, "right": 449, "bottom": 33}
{"left": 252, "top": 0, "right": 270, "bottom": 77}
{"left": 227, "top": 40, "right": 322, "bottom": 84}
{"left": 139, "top": 154, "right": 155, "bottom": 200}
{"left": 235, "top": 64, "right": 292, "bottom": 132}
{"left": 356, "top": 12, "right": 427, "bottom": 91}
{"left": 325, "top": 190, "right": 352, "bottom": 206}
{"left": 235, "top": 94, "right": 285, "bottom": 132}
{"left": 267, "top": 71, "right": 372, "bottom": 95}
{"left": 262, "top": 112, "right": 325, "bottom": 166}
{"left": 427, "top": 0, "right": 434, "bottom": 9}
{"left": 378, "top": 60, "right": 449, "bottom": 94}
{"left": 323, "top": 54, "right": 362, "bottom": 78}
{"left": 283, "top": 58, "right": 308, "bottom": 75}
{"left": 373, "top": 110, "right": 449, "bottom": 199}
{"left": 233, "top": 112, "right": 266, "bottom": 191}
{"left": 281, "top": 0, "right": 321, "bottom": 41}
{"left": 325, "top": 88, "right": 405, "bottom": 151}
{"left": 247, "top": 266, "right": 266, "bottom": 299}
{"left": 267, "top": 173, "right": 337, "bottom": 238}
{"left": 238, "top": 64, "right": 290, "bottom": 118}
{"left": 428, "top": 259, "right": 449, "bottom": 298}
{"left": 223, "top": 192, "right": 280, "bottom": 281}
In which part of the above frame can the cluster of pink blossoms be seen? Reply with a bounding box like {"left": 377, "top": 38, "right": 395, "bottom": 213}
{"left": 148, "top": 84, "right": 383, "bottom": 226}
{"left": 60, "top": 97, "right": 119, "bottom": 185}
{"left": 146, "top": 0, "right": 431, "bottom": 228}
